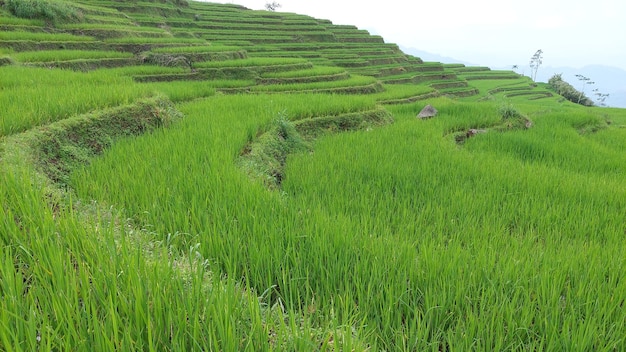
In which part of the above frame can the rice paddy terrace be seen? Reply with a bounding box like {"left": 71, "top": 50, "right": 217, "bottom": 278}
{"left": 1, "top": 0, "right": 625, "bottom": 350}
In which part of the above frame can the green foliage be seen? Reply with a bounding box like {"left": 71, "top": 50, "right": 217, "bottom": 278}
{"left": 21, "top": 96, "right": 182, "bottom": 186}
{"left": 498, "top": 102, "right": 522, "bottom": 119}
{"left": 239, "top": 110, "right": 311, "bottom": 189}
{"left": 548, "top": 74, "right": 594, "bottom": 106}
{"left": 0, "top": 56, "right": 14, "bottom": 66}
{"left": 2, "top": 0, "right": 82, "bottom": 24}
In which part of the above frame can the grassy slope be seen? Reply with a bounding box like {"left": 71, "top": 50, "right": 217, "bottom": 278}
{"left": 1, "top": 0, "right": 626, "bottom": 350}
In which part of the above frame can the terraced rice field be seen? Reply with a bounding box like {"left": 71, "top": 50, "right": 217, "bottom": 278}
{"left": 1, "top": 0, "right": 625, "bottom": 350}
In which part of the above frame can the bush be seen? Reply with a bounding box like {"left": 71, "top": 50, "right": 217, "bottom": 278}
{"left": 3, "top": 0, "right": 82, "bottom": 24}
{"left": 548, "top": 74, "right": 594, "bottom": 106}
{"left": 497, "top": 103, "right": 521, "bottom": 119}
{"left": 0, "top": 56, "right": 15, "bottom": 66}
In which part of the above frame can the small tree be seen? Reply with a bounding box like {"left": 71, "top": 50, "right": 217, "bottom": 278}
{"left": 529, "top": 49, "right": 543, "bottom": 81}
{"left": 593, "top": 89, "right": 610, "bottom": 107}
{"left": 265, "top": 2, "right": 281, "bottom": 11}
{"left": 575, "top": 74, "right": 594, "bottom": 104}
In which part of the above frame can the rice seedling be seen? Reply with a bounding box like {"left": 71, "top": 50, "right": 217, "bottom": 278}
{"left": 104, "top": 36, "right": 206, "bottom": 44}
{"left": 0, "top": 66, "right": 152, "bottom": 136}
{"left": 372, "top": 84, "right": 436, "bottom": 101}
{"left": 0, "top": 14, "right": 45, "bottom": 26}
{"left": 151, "top": 44, "right": 242, "bottom": 53}
{"left": 0, "top": 30, "right": 95, "bottom": 41}
{"left": 251, "top": 75, "right": 380, "bottom": 93}
{"left": 59, "top": 23, "right": 168, "bottom": 32}
{"left": 194, "top": 57, "right": 310, "bottom": 69}
{"left": 11, "top": 49, "right": 133, "bottom": 62}
{"left": 100, "top": 64, "right": 188, "bottom": 76}
{"left": 260, "top": 66, "right": 346, "bottom": 79}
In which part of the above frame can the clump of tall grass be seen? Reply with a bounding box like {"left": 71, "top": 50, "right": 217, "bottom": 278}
{"left": 238, "top": 111, "right": 311, "bottom": 189}
{"left": 2, "top": 0, "right": 83, "bottom": 23}
{"left": 0, "top": 55, "right": 14, "bottom": 66}
{"left": 498, "top": 102, "right": 523, "bottom": 119}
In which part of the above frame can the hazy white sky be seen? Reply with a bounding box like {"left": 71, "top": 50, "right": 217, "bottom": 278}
{"left": 204, "top": 0, "right": 626, "bottom": 71}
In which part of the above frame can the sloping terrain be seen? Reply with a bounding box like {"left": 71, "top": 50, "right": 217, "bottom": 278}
{"left": 1, "top": 0, "right": 625, "bottom": 350}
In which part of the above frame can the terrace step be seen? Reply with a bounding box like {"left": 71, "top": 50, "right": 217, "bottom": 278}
{"left": 461, "top": 71, "right": 521, "bottom": 80}
{"left": 430, "top": 81, "right": 468, "bottom": 90}
{"left": 257, "top": 72, "right": 350, "bottom": 85}
{"left": 441, "top": 87, "right": 480, "bottom": 98}
{"left": 383, "top": 72, "right": 458, "bottom": 84}
{"left": 378, "top": 91, "right": 441, "bottom": 105}
{"left": 133, "top": 62, "right": 314, "bottom": 82}
{"left": 25, "top": 57, "right": 139, "bottom": 70}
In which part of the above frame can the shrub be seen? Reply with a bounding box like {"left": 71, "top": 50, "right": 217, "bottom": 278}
{"left": 548, "top": 74, "right": 594, "bottom": 106}
{"left": 3, "top": 0, "right": 82, "bottom": 24}
{"left": 0, "top": 56, "right": 14, "bottom": 66}
{"left": 498, "top": 103, "right": 522, "bottom": 119}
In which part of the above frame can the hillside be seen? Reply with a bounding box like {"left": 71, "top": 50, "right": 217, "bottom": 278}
{"left": 1, "top": 0, "right": 626, "bottom": 350}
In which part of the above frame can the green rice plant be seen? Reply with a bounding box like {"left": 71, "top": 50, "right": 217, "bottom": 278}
{"left": 0, "top": 168, "right": 279, "bottom": 351}
{"left": 194, "top": 57, "right": 310, "bottom": 69}
{"left": 151, "top": 44, "right": 242, "bottom": 53}
{"left": 0, "top": 63, "right": 243, "bottom": 136}
{"left": 282, "top": 101, "right": 626, "bottom": 348}
{"left": 0, "top": 30, "right": 94, "bottom": 41}
{"left": 70, "top": 93, "right": 626, "bottom": 349}
{"left": 260, "top": 66, "right": 346, "bottom": 79}
{"left": 100, "top": 64, "right": 187, "bottom": 76}
{"left": 372, "top": 83, "right": 436, "bottom": 101}
{"left": 59, "top": 22, "right": 162, "bottom": 31}
{"left": 11, "top": 49, "right": 133, "bottom": 62}
{"left": 202, "top": 34, "right": 295, "bottom": 42}
{"left": 461, "top": 70, "right": 521, "bottom": 80}
{"left": 69, "top": 1, "right": 126, "bottom": 16}
{"left": 83, "top": 14, "right": 134, "bottom": 25}
{"left": 0, "top": 66, "right": 153, "bottom": 136}
{"left": 0, "top": 94, "right": 352, "bottom": 350}
{"left": 3, "top": 0, "right": 625, "bottom": 349}
{"left": 104, "top": 36, "right": 206, "bottom": 44}
{"left": 0, "top": 13, "right": 45, "bottom": 25}
{"left": 250, "top": 75, "right": 380, "bottom": 93}
{"left": 141, "top": 81, "right": 216, "bottom": 102}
